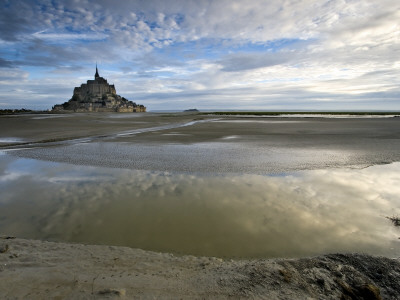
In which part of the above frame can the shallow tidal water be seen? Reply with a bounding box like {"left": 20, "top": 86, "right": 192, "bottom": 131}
{"left": 1, "top": 152, "right": 399, "bottom": 259}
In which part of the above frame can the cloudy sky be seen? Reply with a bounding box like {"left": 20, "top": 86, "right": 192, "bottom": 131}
{"left": 0, "top": 0, "right": 399, "bottom": 111}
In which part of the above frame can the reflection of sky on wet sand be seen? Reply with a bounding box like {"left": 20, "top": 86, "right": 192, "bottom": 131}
{"left": 1, "top": 153, "right": 399, "bottom": 259}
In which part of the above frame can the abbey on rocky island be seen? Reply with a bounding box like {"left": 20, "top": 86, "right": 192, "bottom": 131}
{"left": 52, "top": 66, "right": 146, "bottom": 113}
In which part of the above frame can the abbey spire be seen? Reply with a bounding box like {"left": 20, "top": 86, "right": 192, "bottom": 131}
{"left": 95, "top": 63, "right": 100, "bottom": 79}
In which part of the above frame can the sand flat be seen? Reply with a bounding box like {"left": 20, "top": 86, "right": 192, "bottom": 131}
{"left": 2, "top": 113, "right": 400, "bottom": 173}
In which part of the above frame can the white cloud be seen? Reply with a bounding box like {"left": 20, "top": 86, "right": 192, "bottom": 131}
{"left": 31, "top": 30, "right": 109, "bottom": 41}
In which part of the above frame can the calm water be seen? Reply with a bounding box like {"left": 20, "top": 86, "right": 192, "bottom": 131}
{"left": 1, "top": 152, "right": 399, "bottom": 258}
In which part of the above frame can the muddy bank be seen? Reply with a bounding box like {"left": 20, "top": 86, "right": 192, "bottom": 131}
{"left": 0, "top": 237, "right": 399, "bottom": 299}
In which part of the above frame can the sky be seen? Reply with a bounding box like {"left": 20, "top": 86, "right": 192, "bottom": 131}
{"left": 0, "top": 0, "right": 399, "bottom": 111}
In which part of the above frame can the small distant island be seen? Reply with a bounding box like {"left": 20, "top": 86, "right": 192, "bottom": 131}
{"left": 52, "top": 66, "right": 146, "bottom": 113}
{"left": 184, "top": 109, "right": 199, "bottom": 112}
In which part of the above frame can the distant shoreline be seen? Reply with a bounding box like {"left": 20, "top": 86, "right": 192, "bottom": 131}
{"left": 2, "top": 108, "right": 400, "bottom": 116}
{"left": 207, "top": 111, "right": 400, "bottom": 116}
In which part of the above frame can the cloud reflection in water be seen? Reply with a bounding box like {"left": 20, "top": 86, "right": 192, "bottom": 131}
{"left": 0, "top": 154, "right": 399, "bottom": 258}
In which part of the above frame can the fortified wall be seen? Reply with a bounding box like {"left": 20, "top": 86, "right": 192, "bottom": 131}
{"left": 52, "top": 66, "right": 146, "bottom": 113}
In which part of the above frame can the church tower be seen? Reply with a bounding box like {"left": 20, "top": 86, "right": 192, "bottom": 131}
{"left": 95, "top": 64, "right": 100, "bottom": 79}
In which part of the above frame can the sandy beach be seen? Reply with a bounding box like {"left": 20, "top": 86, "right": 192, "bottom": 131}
{"left": 1, "top": 112, "right": 400, "bottom": 299}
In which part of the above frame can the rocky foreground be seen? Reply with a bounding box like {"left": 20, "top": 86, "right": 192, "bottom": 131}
{"left": 0, "top": 237, "right": 399, "bottom": 299}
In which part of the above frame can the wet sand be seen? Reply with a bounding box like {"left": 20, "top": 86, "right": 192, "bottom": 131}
{"left": 1, "top": 112, "right": 400, "bottom": 173}
{"left": 1, "top": 112, "right": 400, "bottom": 298}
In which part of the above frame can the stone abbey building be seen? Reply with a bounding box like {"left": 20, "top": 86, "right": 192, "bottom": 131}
{"left": 52, "top": 66, "right": 146, "bottom": 112}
